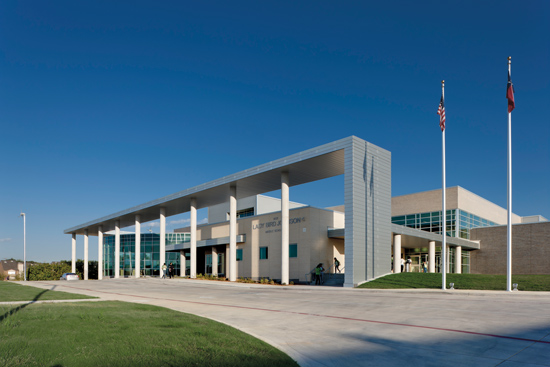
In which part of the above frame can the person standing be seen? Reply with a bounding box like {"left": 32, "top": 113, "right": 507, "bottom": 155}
{"left": 334, "top": 257, "right": 341, "bottom": 273}
{"left": 314, "top": 264, "right": 321, "bottom": 285}
{"left": 422, "top": 260, "right": 428, "bottom": 273}
{"left": 400, "top": 256, "right": 405, "bottom": 273}
{"left": 162, "top": 263, "right": 167, "bottom": 279}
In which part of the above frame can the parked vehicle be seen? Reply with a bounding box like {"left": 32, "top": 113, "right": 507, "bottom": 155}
{"left": 60, "top": 273, "right": 79, "bottom": 281}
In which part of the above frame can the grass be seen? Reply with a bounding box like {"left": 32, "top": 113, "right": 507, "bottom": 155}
{"left": 0, "top": 281, "right": 96, "bottom": 302}
{"left": 0, "top": 301, "right": 299, "bottom": 367}
{"left": 358, "top": 273, "right": 550, "bottom": 291}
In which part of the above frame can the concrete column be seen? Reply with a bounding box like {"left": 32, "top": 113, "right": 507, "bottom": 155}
{"left": 115, "top": 220, "right": 120, "bottom": 278}
{"left": 455, "top": 246, "right": 462, "bottom": 274}
{"left": 229, "top": 186, "right": 237, "bottom": 282}
{"left": 135, "top": 215, "right": 141, "bottom": 278}
{"left": 190, "top": 198, "right": 197, "bottom": 279}
{"left": 71, "top": 233, "right": 76, "bottom": 273}
{"left": 160, "top": 207, "right": 166, "bottom": 278}
{"left": 180, "top": 250, "right": 186, "bottom": 277}
{"left": 212, "top": 246, "right": 218, "bottom": 276}
{"left": 281, "top": 171, "right": 289, "bottom": 285}
{"left": 98, "top": 226, "right": 103, "bottom": 280}
{"left": 428, "top": 241, "right": 435, "bottom": 273}
{"left": 393, "top": 234, "right": 401, "bottom": 274}
{"left": 84, "top": 229, "right": 89, "bottom": 280}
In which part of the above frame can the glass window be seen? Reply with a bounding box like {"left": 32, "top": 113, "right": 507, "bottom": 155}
{"left": 260, "top": 247, "right": 268, "bottom": 260}
{"left": 236, "top": 249, "right": 243, "bottom": 261}
{"left": 289, "top": 244, "right": 297, "bottom": 258}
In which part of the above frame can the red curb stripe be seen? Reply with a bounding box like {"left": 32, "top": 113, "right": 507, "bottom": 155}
{"left": 44, "top": 283, "right": 550, "bottom": 345}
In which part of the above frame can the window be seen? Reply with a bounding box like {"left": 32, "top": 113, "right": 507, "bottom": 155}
{"left": 260, "top": 247, "right": 268, "bottom": 260}
{"left": 236, "top": 249, "right": 243, "bottom": 261}
{"left": 289, "top": 244, "right": 297, "bottom": 258}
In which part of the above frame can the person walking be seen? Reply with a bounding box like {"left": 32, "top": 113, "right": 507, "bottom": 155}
{"left": 334, "top": 257, "right": 341, "bottom": 273}
{"left": 162, "top": 263, "right": 167, "bottom": 279}
{"left": 168, "top": 263, "right": 174, "bottom": 279}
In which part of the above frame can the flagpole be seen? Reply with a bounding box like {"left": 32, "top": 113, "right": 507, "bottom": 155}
{"left": 507, "top": 57, "right": 512, "bottom": 292}
{"left": 441, "top": 80, "right": 446, "bottom": 291}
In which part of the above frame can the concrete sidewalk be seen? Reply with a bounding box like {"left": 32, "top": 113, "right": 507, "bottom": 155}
{"left": 23, "top": 279, "right": 550, "bottom": 367}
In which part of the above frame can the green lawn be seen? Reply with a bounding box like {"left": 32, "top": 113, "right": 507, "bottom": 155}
{"left": 0, "top": 281, "right": 96, "bottom": 302}
{"left": 358, "top": 273, "right": 550, "bottom": 291}
{"left": 0, "top": 282, "right": 298, "bottom": 367}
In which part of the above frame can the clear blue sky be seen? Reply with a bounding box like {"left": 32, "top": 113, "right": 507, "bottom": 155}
{"left": 1, "top": 1, "right": 548, "bottom": 262}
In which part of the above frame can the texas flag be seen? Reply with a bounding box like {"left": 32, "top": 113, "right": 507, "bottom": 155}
{"left": 507, "top": 70, "right": 515, "bottom": 113}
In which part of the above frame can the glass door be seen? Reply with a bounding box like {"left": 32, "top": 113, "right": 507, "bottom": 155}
{"left": 205, "top": 254, "right": 212, "bottom": 275}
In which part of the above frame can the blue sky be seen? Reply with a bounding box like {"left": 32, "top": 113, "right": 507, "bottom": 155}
{"left": 1, "top": 1, "right": 548, "bottom": 262}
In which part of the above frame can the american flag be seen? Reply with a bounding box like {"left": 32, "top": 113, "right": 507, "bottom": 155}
{"left": 437, "top": 95, "right": 445, "bottom": 131}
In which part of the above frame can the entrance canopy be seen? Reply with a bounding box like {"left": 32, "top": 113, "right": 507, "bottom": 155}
{"left": 64, "top": 137, "right": 349, "bottom": 236}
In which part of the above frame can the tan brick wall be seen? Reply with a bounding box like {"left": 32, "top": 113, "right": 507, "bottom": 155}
{"left": 470, "top": 221, "right": 550, "bottom": 274}
{"left": 392, "top": 187, "right": 458, "bottom": 216}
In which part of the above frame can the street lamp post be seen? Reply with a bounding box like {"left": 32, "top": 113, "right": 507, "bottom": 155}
{"left": 20, "top": 212, "right": 26, "bottom": 281}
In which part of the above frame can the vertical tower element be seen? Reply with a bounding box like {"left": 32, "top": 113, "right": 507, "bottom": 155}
{"left": 344, "top": 137, "right": 391, "bottom": 287}
{"left": 393, "top": 234, "right": 401, "bottom": 274}
{"left": 115, "top": 220, "right": 120, "bottom": 278}
{"left": 229, "top": 186, "right": 237, "bottom": 282}
{"left": 71, "top": 233, "right": 76, "bottom": 273}
{"left": 135, "top": 215, "right": 141, "bottom": 278}
{"left": 281, "top": 171, "right": 290, "bottom": 285}
{"left": 98, "top": 225, "right": 103, "bottom": 280}
{"left": 84, "top": 229, "right": 89, "bottom": 280}
{"left": 160, "top": 207, "right": 166, "bottom": 277}
{"left": 190, "top": 198, "right": 197, "bottom": 278}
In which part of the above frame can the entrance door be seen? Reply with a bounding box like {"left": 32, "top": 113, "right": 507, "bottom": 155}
{"left": 410, "top": 255, "right": 421, "bottom": 273}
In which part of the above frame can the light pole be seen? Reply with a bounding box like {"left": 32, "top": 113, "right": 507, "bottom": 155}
{"left": 20, "top": 212, "right": 26, "bottom": 281}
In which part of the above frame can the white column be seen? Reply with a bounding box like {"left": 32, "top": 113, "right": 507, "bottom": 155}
{"left": 212, "top": 246, "right": 218, "bottom": 276}
{"left": 84, "top": 229, "right": 89, "bottom": 280}
{"left": 393, "top": 234, "right": 401, "bottom": 274}
{"left": 445, "top": 245, "right": 450, "bottom": 274}
{"left": 115, "top": 220, "right": 120, "bottom": 278}
{"left": 135, "top": 215, "right": 141, "bottom": 278}
{"left": 281, "top": 172, "right": 290, "bottom": 285}
{"left": 428, "top": 241, "right": 435, "bottom": 273}
{"left": 98, "top": 226, "right": 103, "bottom": 280}
{"left": 455, "top": 246, "right": 462, "bottom": 274}
{"left": 229, "top": 186, "right": 237, "bottom": 282}
{"left": 190, "top": 198, "right": 197, "bottom": 279}
{"left": 180, "top": 250, "right": 186, "bottom": 277}
{"left": 71, "top": 233, "right": 76, "bottom": 273}
{"left": 160, "top": 207, "right": 166, "bottom": 278}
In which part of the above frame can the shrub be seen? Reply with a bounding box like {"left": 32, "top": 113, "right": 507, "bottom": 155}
{"left": 28, "top": 263, "right": 72, "bottom": 281}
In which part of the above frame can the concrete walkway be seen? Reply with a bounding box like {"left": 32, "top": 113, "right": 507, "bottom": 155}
{"left": 22, "top": 279, "right": 550, "bottom": 367}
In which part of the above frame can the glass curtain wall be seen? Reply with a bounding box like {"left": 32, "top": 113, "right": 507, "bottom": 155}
{"left": 103, "top": 233, "right": 190, "bottom": 277}
{"left": 392, "top": 209, "right": 497, "bottom": 239}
